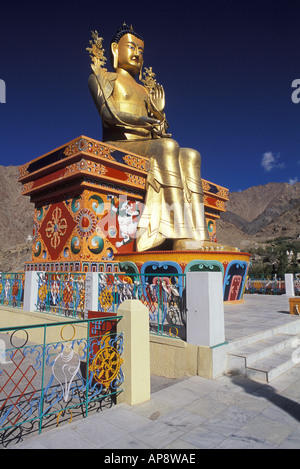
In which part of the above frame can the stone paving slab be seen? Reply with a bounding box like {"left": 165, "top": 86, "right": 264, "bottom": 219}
{"left": 7, "top": 295, "right": 300, "bottom": 450}
{"left": 11, "top": 366, "right": 300, "bottom": 450}
{"left": 224, "top": 294, "right": 300, "bottom": 342}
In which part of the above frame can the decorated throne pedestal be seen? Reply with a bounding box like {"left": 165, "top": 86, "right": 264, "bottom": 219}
{"left": 18, "top": 135, "right": 250, "bottom": 301}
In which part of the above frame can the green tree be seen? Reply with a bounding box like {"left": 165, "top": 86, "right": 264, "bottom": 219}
{"left": 276, "top": 249, "right": 289, "bottom": 279}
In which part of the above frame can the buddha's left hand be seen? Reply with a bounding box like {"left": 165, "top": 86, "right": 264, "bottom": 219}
{"left": 149, "top": 84, "right": 165, "bottom": 116}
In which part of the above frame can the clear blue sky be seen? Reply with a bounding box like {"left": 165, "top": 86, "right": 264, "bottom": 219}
{"left": 0, "top": 0, "right": 299, "bottom": 192}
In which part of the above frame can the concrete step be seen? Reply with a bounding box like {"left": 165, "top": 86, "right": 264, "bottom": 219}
{"left": 227, "top": 332, "right": 300, "bottom": 382}
{"left": 228, "top": 333, "right": 296, "bottom": 366}
{"left": 226, "top": 318, "right": 300, "bottom": 352}
{"left": 246, "top": 346, "right": 299, "bottom": 382}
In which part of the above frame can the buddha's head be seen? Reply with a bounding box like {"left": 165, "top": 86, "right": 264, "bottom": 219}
{"left": 111, "top": 24, "right": 144, "bottom": 77}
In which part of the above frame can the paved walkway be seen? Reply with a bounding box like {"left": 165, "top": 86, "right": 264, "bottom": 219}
{"left": 224, "top": 294, "right": 300, "bottom": 342}
{"left": 10, "top": 295, "right": 300, "bottom": 449}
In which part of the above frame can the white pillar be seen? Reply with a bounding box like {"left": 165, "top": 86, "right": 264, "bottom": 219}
{"left": 117, "top": 300, "right": 150, "bottom": 405}
{"left": 84, "top": 272, "right": 99, "bottom": 316}
{"left": 285, "top": 273, "right": 295, "bottom": 297}
{"left": 186, "top": 271, "right": 225, "bottom": 347}
{"left": 23, "top": 271, "right": 41, "bottom": 312}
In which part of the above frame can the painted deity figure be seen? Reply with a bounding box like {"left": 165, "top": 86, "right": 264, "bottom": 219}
{"left": 88, "top": 24, "right": 211, "bottom": 252}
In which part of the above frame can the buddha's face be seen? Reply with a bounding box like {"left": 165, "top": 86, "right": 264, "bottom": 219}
{"left": 112, "top": 33, "right": 144, "bottom": 76}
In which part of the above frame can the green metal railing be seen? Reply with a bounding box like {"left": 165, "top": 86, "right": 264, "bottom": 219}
{"left": 0, "top": 270, "right": 187, "bottom": 338}
{"left": 0, "top": 272, "right": 24, "bottom": 308}
{"left": 0, "top": 315, "right": 123, "bottom": 448}
{"left": 97, "top": 272, "right": 186, "bottom": 339}
{"left": 245, "top": 277, "right": 300, "bottom": 295}
{"left": 36, "top": 272, "right": 86, "bottom": 318}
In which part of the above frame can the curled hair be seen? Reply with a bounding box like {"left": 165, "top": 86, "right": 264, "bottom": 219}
{"left": 111, "top": 23, "right": 144, "bottom": 45}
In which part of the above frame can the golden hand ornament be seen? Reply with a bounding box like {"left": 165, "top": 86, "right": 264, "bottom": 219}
{"left": 149, "top": 84, "right": 165, "bottom": 118}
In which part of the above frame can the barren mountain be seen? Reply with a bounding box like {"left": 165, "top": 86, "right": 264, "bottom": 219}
{"left": 216, "top": 182, "right": 300, "bottom": 249}
{"left": 0, "top": 164, "right": 299, "bottom": 271}
{"left": 224, "top": 182, "right": 300, "bottom": 223}
{"left": 0, "top": 165, "right": 34, "bottom": 271}
{"left": 0, "top": 166, "right": 34, "bottom": 247}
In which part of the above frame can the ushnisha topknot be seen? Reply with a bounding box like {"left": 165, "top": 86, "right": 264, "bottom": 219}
{"left": 111, "top": 23, "right": 144, "bottom": 45}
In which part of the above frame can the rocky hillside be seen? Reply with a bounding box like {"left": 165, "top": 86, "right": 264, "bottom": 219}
{"left": 0, "top": 166, "right": 34, "bottom": 271}
{"left": 216, "top": 182, "right": 300, "bottom": 250}
{"left": 0, "top": 164, "right": 299, "bottom": 271}
{"left": 0, "top": 166, "right": 33, "bottom": 247}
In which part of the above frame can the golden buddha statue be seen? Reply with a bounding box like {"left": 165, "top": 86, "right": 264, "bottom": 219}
{"left": 87, "top": 24, "right": 212, "bottom": 252}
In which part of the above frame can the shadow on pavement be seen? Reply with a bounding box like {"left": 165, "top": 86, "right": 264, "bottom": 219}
{"left": 230, "top": 374, "right": 300, "bottom": 422}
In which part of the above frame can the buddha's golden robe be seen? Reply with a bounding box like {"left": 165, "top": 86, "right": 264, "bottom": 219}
{"left": 89, "top": 69, "right": 210, "bottom": 252}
